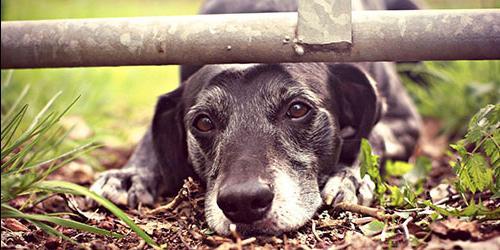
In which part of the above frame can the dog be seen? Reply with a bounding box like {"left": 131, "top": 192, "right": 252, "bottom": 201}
{"left": 91, "top": 0, "right": 422, "bottom": 235}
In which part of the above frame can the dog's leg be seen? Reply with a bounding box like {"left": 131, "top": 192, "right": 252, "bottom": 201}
{"left": 321, "top": 163, "right": 375, "bottom": 207}
{"left": 90, "top": 128, "right": 162, "bottom": 207}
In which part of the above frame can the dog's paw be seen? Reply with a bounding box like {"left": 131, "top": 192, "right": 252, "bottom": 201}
{"left": 90, "top": 168, "right": 156, "bottom": 207}
{"left": 321, "top": 172, "right": 375, "bottom": 206}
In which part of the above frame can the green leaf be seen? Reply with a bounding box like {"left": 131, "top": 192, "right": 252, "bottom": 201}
{"left": 2, "top": 204, "right": 122, "bottom": 238}
{"left": 360, "top": 220, "right": 385, "bottom": 236}
{"left": 466, "top": 154, "right": 493, "bottom": 192}
{"left": 37, "top": 180, "right": 159, "bottom": 249}
{"left": 358, "top": 139, "right": 386, "bottom": 201}
{"left": 385, "top": 161, "right": 413, "bottom": 177}
{"left": 359, "top": 139, "right": 380, "bottom": 182}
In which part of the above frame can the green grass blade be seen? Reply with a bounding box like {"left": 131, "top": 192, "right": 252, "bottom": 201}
{"left": 25, "top": 91, "right": 62, "bottom": 132}
{"left": 2, "top": 203, "right": 122, "bottom": 238}
{"left": 30, "top": 219, "right": 77, "bottom": 244}
{"left": 37, "top": 180, "right": 159, "bottom": 248}
{"left": 2, "top": 84, "right": 31, "bottom": 123}
{"left": 1, "top": 104, "right": 28, "bottom": 145}
{"left": 1, "top": 112, "right": 57, "bottom": 159}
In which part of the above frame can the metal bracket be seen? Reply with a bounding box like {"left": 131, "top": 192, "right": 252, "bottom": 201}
{"left": 296, "top": 0, "right": 352, "bottom": 49}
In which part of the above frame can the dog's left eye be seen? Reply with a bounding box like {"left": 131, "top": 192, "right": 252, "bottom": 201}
{"left": 193, "top": 115, "right": 214, "bottom": 132}
{"left": 287, "top": 102, "right": 311, "bottom": 119}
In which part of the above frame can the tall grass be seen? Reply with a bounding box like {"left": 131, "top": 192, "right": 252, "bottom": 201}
{"left": 1, "top": 75, "right": 158, "bottom": 248}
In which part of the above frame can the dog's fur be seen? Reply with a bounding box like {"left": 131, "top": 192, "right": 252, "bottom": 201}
{"left": 91, "top": 0, "right": 422, "bottom": 235}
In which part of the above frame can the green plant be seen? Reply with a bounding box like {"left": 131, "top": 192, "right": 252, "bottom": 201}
{"left": 1, "top": 81, "right": 158, "bottom": 248}
{"left": 450, "top": 104, "right": 499, "bottom": 196}
{"left": 359, "top": 140, "right": 430, "bottom": 208}
{"left": 359, "top": 104, "right": 499, "bottom": 218}
{"left": 400, "top": 61, "right": 500, "bottom": 137}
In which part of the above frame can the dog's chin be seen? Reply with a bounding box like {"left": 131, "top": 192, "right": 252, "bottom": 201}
{"left": 232, "top": 218, "right": 290, "bottom": 236}
{"left": 207, "top": 214, "right": 306, "bottom": 236}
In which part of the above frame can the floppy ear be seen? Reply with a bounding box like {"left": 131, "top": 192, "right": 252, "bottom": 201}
{"left": 152, "top": 85, "right": 194, "bottom": 196}
{"left": 328, "top": 64, "right": 383, "bottom": 165}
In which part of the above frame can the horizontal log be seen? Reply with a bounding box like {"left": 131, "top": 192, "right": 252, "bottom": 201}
{"left": 1, "top": 9, "right": 499, "bottom": 68}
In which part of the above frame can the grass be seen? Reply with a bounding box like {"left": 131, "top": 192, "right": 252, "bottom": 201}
{"left": 0, "top": 82, "right": 158, "bottom": 247}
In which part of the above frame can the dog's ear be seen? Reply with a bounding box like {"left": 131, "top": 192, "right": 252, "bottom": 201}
{"left": 328, "top": 64, "right": 382, "bottom": 165}
{"left": 152, "top": 85, "right": 193, "bottom": 195}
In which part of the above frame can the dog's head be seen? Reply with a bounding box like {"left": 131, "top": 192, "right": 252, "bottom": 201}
{"left": 152, "top": 63, "right": 381, "bottom": 235}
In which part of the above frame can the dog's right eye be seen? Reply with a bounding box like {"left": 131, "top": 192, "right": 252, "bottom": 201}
{"left": 193, "top": 115, "right": 214, "bottom": 132}
{"left": 287, "top": 102, "right": 311, "bottom": 119}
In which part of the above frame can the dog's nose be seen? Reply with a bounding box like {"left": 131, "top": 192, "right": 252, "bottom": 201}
{"left": 217, "top": 181, "right": 274, "bottom": 224}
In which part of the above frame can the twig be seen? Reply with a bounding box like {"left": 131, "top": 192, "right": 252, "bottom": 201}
{"left": 177, "top": 231, "right": 191, "bottom": 249}
{"left": 352, "top": 217, "right": 374, "bottom": 225}
{"left": 434, "top": 194, "right": 461, "bottom": 206}
{"left": 401, "top": 216, "right": 414, "bottom": 241}
{"left": 335, "top": 202, "right": 392, "bottom": 221}
{"left": 380, "top": 223, "right": 389, "bottom": 242}
{"left": 240, "top": 237, "right": 256, "bottom": 246}
{"left": 311, "top": 220, "right": 322, "bottom": 242}
{"left": 230, "top": 224, "right": 242, "bottom": 250}
{"left": 147, "top": 195, "right": 182, "bottom": 215}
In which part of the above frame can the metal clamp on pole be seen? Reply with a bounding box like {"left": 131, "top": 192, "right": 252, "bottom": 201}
{"left": 296, "top": 0, "right": 352, "bottom": 55}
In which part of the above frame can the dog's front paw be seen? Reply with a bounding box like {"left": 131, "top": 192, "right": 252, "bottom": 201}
{"left": 90, "top": 168, "right": 156, "bottom": 207}
{"left": 321, "top": 171, "right": 375, "bottom": 206}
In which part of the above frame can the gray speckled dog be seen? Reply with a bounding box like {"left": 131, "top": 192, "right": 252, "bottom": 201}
{"left": 91, "top": 0, "right": 422, "bottom": 235}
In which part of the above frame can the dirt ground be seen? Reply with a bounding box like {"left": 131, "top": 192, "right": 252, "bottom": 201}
{"left": 1, "top": 120, "right": 499, "bottom": 249}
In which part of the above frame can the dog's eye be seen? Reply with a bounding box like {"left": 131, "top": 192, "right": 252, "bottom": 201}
{"left": 287, "top": 102, "right": 311, "bottom": 119}
{"left": 194, "top": 115, "right": 214, "bottom": 132}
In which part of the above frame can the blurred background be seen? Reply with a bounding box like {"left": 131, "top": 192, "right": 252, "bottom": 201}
{"left": 1, "top": 0, "right": 499, "bottom": 152}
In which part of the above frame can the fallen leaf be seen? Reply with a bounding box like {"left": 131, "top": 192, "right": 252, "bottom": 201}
{"left": 344, "top": 231, "right": 378, "bottom": 249}
{"left": 3, "top": 218, "right": 29, "bottom": 232}
{"left": 429, "top": 183, "right": 454, "bottom": 203}
{"left": 425, "top": 235, "right": 500, "bottom": 250}
{"left": 360, "top": 220, "right": 385, "bottom": 236}
{"left": 139, "top": 221, "right": 172, "bottom": 235}
{"left": 430, "top": 217, "right": 482, "bottom": 240}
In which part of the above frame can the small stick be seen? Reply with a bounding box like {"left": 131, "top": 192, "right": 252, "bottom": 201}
{"left": 352, "top": 217, "right": 374, "bottom": 225}
{"left": 311, "top": 220, "right": 322, "bottom": 242}
{"left": 380, "top": 223, "right": 389, "bottom": 242}
{"left": 240, "top": 237, "right": 256, "bottom": 246}
{"left": 335, "top": 202, "right": 392, "bottom": 221}
{"left": 147, "top": 195, "right": 182, "bottom": 215}
{"left": 230, "top": 224, "right": 242, "bottom": 250}
{"left": 401, "top": 216, "right": 414, "bottom": 240}
{"left": 434, "top": 194, "right": 461, "bottom": 206}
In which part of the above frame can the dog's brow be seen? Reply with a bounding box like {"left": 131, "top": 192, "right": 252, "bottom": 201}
{"left": 187, "top": 85, "right": 231, "bottom": 117}
{"left": 282, "top": 86, "right": 321, "bottom": 106}
{"left": 265, "top": 84, "right": 322, "bottom": 110}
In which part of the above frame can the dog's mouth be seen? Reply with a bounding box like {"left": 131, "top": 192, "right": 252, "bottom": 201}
{"left": 231, "top": 218, "right": 282, "bottom": 235}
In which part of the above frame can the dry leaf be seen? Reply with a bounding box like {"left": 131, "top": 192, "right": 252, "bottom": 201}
{"left": 3, "top": 218, "right": 29, "bottom": 232}
{"left": 430, "top": 217, "right": 482, "bottom": 240}
{"left": 425, "top": 235, "right": 500, "bottom": 250}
